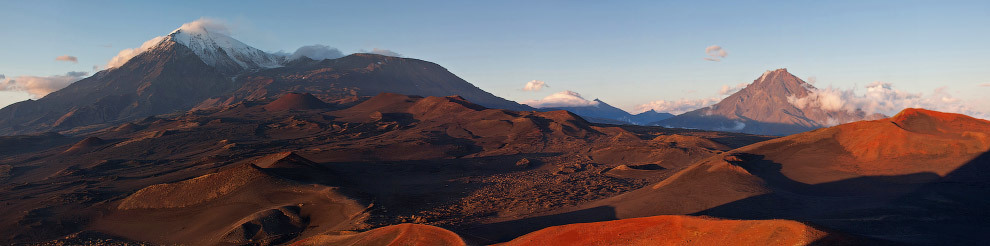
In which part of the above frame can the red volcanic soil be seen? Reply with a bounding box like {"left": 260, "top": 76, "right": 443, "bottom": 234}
{"left": 588, "top": 107, "right": 990, "bottom": 214}
{"left": 498, "top": 215, "right": 849, "bottom": 246}
{"left": 835, "top": 108, "right": 990, "bottom": 164}
{"left": 548, "top": 108, "right": 990, "bottom": 245}
{"left": 0, "top": 92, "right": 770, "bottom": 244}
{"left": 751, "top": 108, "right": 990, "bottom": 185}
{"left": 263, "top": 92, "right": 331, "bottom": 111}
{"left": 293, "top": 223, "right": 466, "bottom": 246}
{"left": 90, "top": 152, "right": 369, "bottom": 245}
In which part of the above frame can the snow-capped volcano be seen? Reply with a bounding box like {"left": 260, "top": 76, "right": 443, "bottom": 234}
{"left": 166, "top": 26, "right": 285, "bottom": 74}
{"left": 0, "top": 19, "right": 532, "bottom": 135}
{"left": 105, "top": 19, "right": 286, "bottom": 74}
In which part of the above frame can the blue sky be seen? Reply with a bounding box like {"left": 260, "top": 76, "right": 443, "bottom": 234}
{"left": 1, "top": 0, "right": 989, "bottom": 116}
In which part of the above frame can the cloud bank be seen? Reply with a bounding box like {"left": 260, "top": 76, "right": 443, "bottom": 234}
{"left": 634, "top": 97, "right": 721, "bottom": 115}
{"left": 56, "top": 55, "right": 78, "bottom": 63}
{"left": 522, "top": 90, "right": 600, "bottom": 108}
{"left": 106, "top": 36, "right": 166, "bottom": 68}
{"left": 177, "top": 17, "right": 231, "bottom": 35}
{"left": 635, "top": 81, "right": 749, "bottom": 115}
{"left": 366, "top": 48, "right": 402, "bottom": 57}
{"left": 718, "top": 83, "right": 748, "bottom": 96}
{"left": 0, "top": 71, "right": 88, "bottom": 98}
{"left": 789, "top": 81, "right": 988, "bottom": 119}
{"left": 704, "top": 45, "right": 728, "bottom": 62}
{"left": 289, "top": 44, "right": 344, "bottom": 60}
{"left": 523, "top": 80, "right": 549, "bottom": 91}
{"left": 716, "top": 121, "right": 746, "bottom": 131}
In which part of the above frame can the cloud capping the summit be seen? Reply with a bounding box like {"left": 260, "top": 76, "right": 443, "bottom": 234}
{"left": 289, "top": 45, "right": 344, "bottom": 60}
{"left": 366, "top": 48, "right": 402, "bottom": 57}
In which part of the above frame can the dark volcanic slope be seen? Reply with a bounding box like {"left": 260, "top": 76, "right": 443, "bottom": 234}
{"left": 658, "top": 68, "right": 884, "bottom": 135}
{"left": 0, "top": 93, "right": 769, "bottom": 244}
{"left": 575, "top": 108, "right": 990, "bottom": 245}
{"left": 0, "top": 39, "right": 232, "bottom": 135}
{"left": 204, "top": 53, "right": 532, "bottom": 112}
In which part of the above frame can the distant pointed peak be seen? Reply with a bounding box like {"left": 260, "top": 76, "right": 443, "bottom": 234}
{"left": 748, "top": 68, "right": 816, "bottom": 93}
{"left": 757, "top": 68, "right": 790, "bottom": 81}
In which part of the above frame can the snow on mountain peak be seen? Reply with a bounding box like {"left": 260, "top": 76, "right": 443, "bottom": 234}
{"left": 167, "top": 26, "right": 284, "bottom": 72}
{"left": 105, "top": 18, "right": 284, "bottom": 73}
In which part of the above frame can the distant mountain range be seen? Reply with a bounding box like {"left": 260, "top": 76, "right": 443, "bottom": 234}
{"left": 656, "top": 68, "right": 885, "bottom": 135}
{"left": 540, "top": 99, "right": 673, "bottom": 125}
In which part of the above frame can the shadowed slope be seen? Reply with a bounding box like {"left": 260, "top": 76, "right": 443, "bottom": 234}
{"left": 93, "top": 153, "right": 369, "bottom": 245}
{"left": 573, "top": 108, "right": 989, "bottom": 244}
{"left": 205, "top": 54, "right": 533, "bottom": 112}
{"left": 0, "top": 40, "right": 233, "bottom": 135}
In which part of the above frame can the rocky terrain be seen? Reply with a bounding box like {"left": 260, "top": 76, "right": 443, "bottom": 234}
{"left": 0, "top": 93, "right": 770, "bottom": 245}
{"left": 2, "top": 19, "right": 987, "bottom": 246}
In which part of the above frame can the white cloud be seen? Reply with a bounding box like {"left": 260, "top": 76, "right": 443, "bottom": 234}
{"left": 634, "top": 97, "right": 721, "bottom": 115}
{"left": 56, "top": 55, "right": 78, "bottom": 63}
{"left": 635, "top": 81, "right": 746, "bottom": 115}
{"left": 365, "top": 48, "right": 402, "bottom": 57}
{"left": 0, "top": 71, "right": 88, "bottom": 98}
{"left": 523, "top": 80, "right": 549, "bottom": 91}
{"left": 522, "top": 90, "right": 599, "bottom": 108}
{"left": 105, "top": 35, "right": 166, "bottom": 68}
{"left": 716, "top": 121, "right": 746, "bottom": 131}
{"left": 718, "top": 83, "right": 748, "bottom": 96}
{"left": 788, "top": 81, "right": 989, "bottom": 119}
{"left": 176, "top": 17, "right": 231, "bottom": 36}
{"left": 704, "top": 45, "right": 728, "bottom": 62}
{"left": 288, "top": 44, "right": 344, "bottom": 60}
